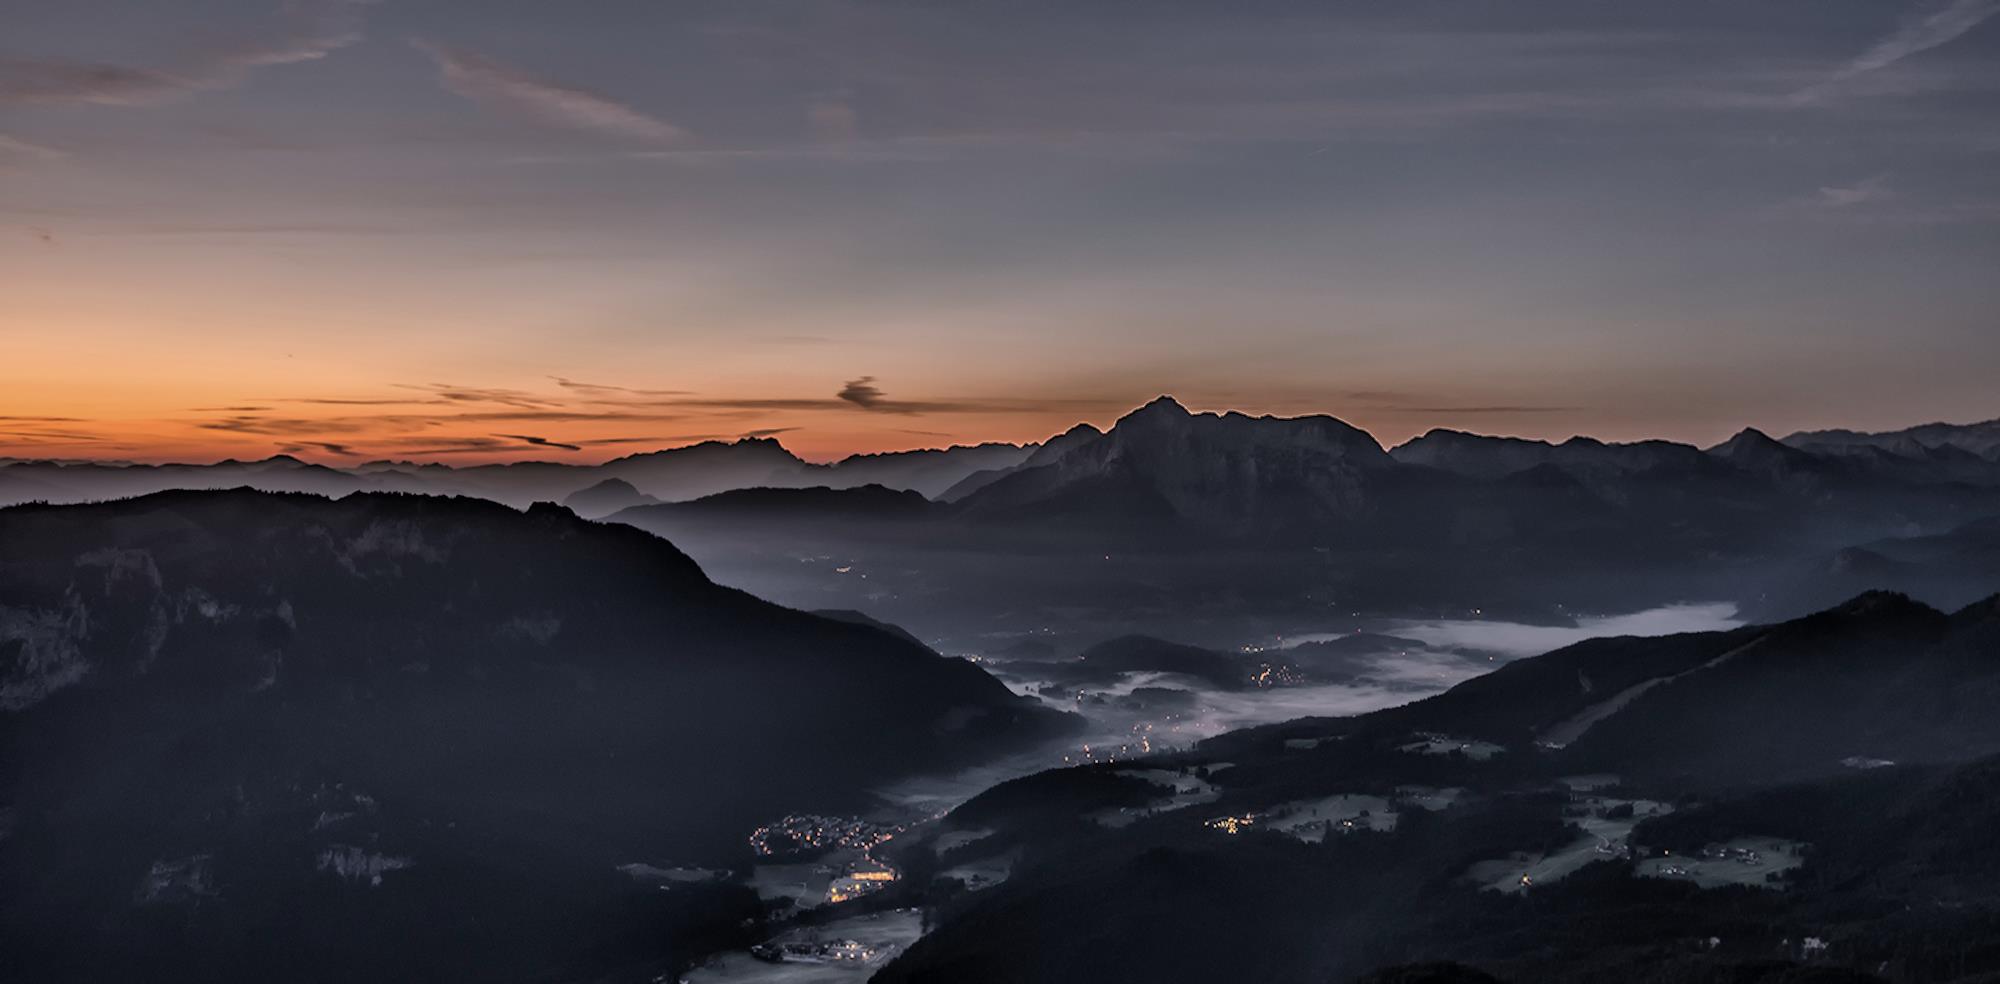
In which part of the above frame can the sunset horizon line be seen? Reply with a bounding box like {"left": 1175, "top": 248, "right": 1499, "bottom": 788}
{"left": 6, "top": 394, "right": 1994, "bottom": 470}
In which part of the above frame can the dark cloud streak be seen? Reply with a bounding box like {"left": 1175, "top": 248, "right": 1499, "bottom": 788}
{"left": 494, "top": 433, "right": 583, "bottom": 451}
{"left": 279, "top": 441, "right": 360, "bottom": 457}
{"left": 395, "top": 383, "right": 564, "bottom": 410}
{"left": 837, "top": 376, "right": 887, "bottom": 410}
{"left": 550, "top": 376, "right": 693, "bottom": 398}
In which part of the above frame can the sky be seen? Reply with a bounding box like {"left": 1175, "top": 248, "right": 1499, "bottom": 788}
{"left": 3, "top": 0, "right": 1998, "bottom": 463}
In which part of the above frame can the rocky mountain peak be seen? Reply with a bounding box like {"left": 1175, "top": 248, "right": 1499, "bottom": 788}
{"left": 1115, "top": 395, "right": 1194, "bottom": 428}
{"left": 1710, "top": 427, "right": 1786, "bottom": 458}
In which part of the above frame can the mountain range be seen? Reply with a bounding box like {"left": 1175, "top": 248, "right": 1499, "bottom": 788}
{"left": 6, "top": 404, "right": 2000, "bottom": 982}
{"left": 8, "top": 400, "right": 2000, "bottom": 732}
{"left": 9, "top": 403, "right": 1998, "bottom": 520}
{"left": 590, "top": 399, "right": 2000, "bottom": 647}
{"left": 0, "top": 437, "right": 1039, "bottom": 512}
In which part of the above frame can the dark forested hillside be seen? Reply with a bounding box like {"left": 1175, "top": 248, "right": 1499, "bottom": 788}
{"left": 0, "top": 489, "right": 1069, "bottom": 981}
{"left": 874, "top": 593, "right": 2000, "bottom": 984}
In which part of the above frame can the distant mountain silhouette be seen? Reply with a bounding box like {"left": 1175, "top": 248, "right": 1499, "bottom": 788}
{"left": 9, "top": 401, "right": 2000, "bottom": 520}
{"left": 612, "top": 483, "right": 934, "bottom": 524}
{"left": 954, "top": 397, "right": 1394, "bottom": 531}
{"left": 1784, "top": 417, "right": 2000, "bottom": 461}
{"left": 591, "top": 436, "right": 808, "bottom": 501}
{"left": 559, "top": 476, "right": 659, "bottom": 518}
{"left": 817, "top": 442, "right": 1037, "bottom": 498}
{"left": 939, "top": 424, "right": 1105, "bottom": 501}
{"left": 946, "top": 398, "right": 2000, "bottom": 536}
{"left": 0, "top": 437, "right": 1045, "bottom": 512}
{"left": 540, "top": 399, "right": 2000, "bottom": 643}
{"left": 924, "top": 399, "right": 2000, "bottom": 596}
{"left": 1391, "top": 429, "right": 1711, "bottom": 480}
{"left": 1738, "top": 516, "right": 2000, "bottom": 621}
{"left": 1704, "top": 426, "right": 1837, "bottom": 482}
{"left": 9, "top": 399, "right": 2000, "bottom": 631}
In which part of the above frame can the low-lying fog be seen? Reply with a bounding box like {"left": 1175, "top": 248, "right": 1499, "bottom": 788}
{"left": 1367, "top": 602, "right": 1743, "bottom": 659}
{"left": 881, "top": 602, "right": 1743, "bottom": 812}
{"left": 699, "top": 602, "right": 1747, "bottom": 980}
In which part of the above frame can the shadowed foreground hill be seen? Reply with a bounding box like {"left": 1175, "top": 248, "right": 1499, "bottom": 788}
{"left": 875, "top": 593, "right": 2000, "bottom": 984}
{"left": 0, "top": 489, "right": 1069, "bottom": 982}
{"left": 1214, "top": 592, "right": 2000, "bottom": 793}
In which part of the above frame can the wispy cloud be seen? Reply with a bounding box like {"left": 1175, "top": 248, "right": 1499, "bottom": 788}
{"left": 386, "top": 437, "right": 532, "bottom": 456}
{"left": 1253, "top": 389, "right": 1583, "bottom": 418}
{"left": 515, "top": 129, "right": 1205, "bottom": 169}
{"left": 1838, "top": 0, "right": 2000, "bottom": 77}
{"left": 0, "top": 429, "right": 111, "bottom": 444}
{"left": 385, "top": 433, "right": 666, "bottom": 456}
{"left": 0, "top": 60, "right": 185, "bottom": 107}
{"left": 808, "top": 93, "right": 860, "bottom": 142}
{"left": 395, "top": 383, "right": 563, "bottom": 410}
{"left": 1380, "top": 405, "right": 1582, "bottom": 415}
{"left": 668, "top": 384, "right": 1128, "bottom": 417}
{"left": 279, "top": 440, "right": 360, "bottom": 457}
{"left": 0, "top": 414, "right": 111, "bottom": 443}
{"left": 574, "top": 434, "right": 718, "bottom": 446}
{"left": 1797, "top": 0, "right": 2000, "bottom": 101}
{"left": 189, "top": 400, "right": 712, "bottom": 440}
{"left": 274, "top": 432, "right": 710, "bottom": 459}
{"left": 1817, "top": 174, "right": 1894, "bottom": 208}
{"left": 278, "top": 397, "right": 448, "bottom": 406}
{"left": 198, "top": 415, "right": 385, "bottom": 436}
{"left": 550, "top": 376, "right": 693, "bottom": 398}
{"left": 820, "top": 376, "right": 1125, "bottom": 416}
{"left": 164, "top": 376, "right": 1131, "bottom": 462}
{"left": 411, "top": 39, "right": 688, "bottom": 144}
{"left": 118, "top": 221, "right": 413, "bottom": 237}
{"left": 0, "top": 134, "right": 68, "bottom": 165}
{"left": 111, "top": 370, "right": 1155, "bottom": 465}
{"left": 0, "top": 0, "right": 373, "bottom": 107}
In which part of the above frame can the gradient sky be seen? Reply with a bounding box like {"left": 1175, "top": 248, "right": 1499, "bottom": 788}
{"left": 4, "top": 0, "right": 1998, "bottom": 463}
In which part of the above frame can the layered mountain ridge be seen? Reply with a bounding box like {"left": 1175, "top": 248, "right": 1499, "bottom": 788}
{"left": 582, "top": 398, "right": 2000, "bottom": 641}
{"left": 12, "top": 400, "right": 1999, "bottom": 520}
{"left": 0, "top": 436, "right": 1039, "bottom": 511}
{"left": 11, "top": 399, "right": 2000, "bottom": 638}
